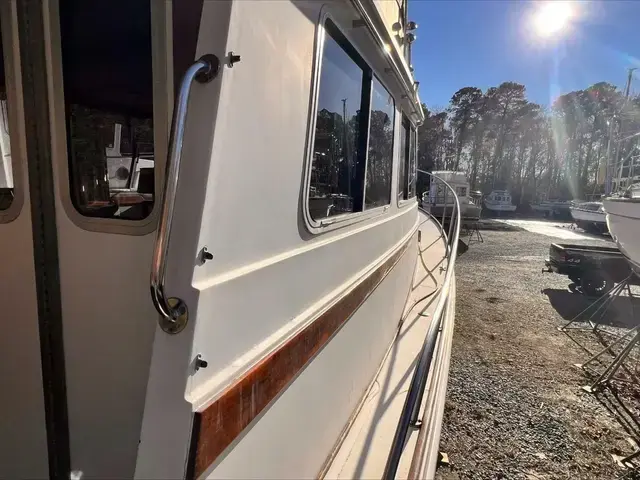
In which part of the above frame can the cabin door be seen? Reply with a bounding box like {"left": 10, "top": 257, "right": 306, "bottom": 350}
{"left": 0, "top": 1, "right": 50, "bottom": 477}
{"left": 0, "top": 0, "right": 205, "bottom": 478}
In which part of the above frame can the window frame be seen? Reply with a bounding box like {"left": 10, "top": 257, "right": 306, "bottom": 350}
{"left": 397, "top": 115, "right": 417, "bottom": 208}
{"left": 0, "top": 1, "right": 26, "bottom": 224}
{"left": 303, "top": 12, "right": 398, "bottom": 234}
{"left": 46, "top": 0, "right": 172, "bottom": 235}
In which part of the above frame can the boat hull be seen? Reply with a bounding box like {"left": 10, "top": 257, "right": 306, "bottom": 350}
{"left": 604, "top": 198, "right": 640, "bottom": 273}
{"left": 483, "top": 202, "right": 516, "bottom": 213}
{"left": 570, "top": 207, "right": 607, "bottom": 232}
{"left": 462, "top": 203, "right": 482, "bottom": 220}
{"left": 531, "top": 204, "right": 552, "bottom": 214}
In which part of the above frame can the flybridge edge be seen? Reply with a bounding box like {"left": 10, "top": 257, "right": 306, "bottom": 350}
{"left": 349, "top": 0, "right": 425, "bottom": 125}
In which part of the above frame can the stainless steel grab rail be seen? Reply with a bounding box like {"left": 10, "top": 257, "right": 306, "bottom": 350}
{"left": 150, "top": 54, "right": 220, "bottom": 333}
{"left": 382, "top": 171, "right": 461, "bottom": 479}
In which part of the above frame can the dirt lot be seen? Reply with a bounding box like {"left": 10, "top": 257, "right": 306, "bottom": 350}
{"left": 436, "top": 223, "right": 640, "bottom": 480}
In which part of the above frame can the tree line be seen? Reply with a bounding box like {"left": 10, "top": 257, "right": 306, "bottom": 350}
{"left": 417, "top": 81, "right": 640, "bottom": 205}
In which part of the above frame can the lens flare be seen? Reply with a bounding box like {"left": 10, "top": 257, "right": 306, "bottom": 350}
{"left": 533, "top": 1, "right": 574, "bottom": 38}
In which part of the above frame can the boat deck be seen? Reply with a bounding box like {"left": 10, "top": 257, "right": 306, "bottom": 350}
{"left": 324, "top": 212, "right": 454, "bottom": 479}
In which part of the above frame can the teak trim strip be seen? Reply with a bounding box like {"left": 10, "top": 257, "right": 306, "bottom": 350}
{"left": 187, "top": 237, "right": 412, "bottom": 479}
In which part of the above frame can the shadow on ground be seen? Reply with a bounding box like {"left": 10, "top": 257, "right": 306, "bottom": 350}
{"left": 542, "top": 287, "right": 640, "bottom": 328}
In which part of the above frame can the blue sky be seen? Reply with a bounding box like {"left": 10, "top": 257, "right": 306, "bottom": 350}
{"left": 410, "top": 1, "right": 640, "bottom": 109}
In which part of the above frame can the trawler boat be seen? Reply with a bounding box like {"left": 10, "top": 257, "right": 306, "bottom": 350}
{"left": 483, "top": 189, "right": 516, "bottom": 215}
{"left": 604, "top": 184, "right": 640, "bottom": 274}
{"left": 545, "top": 199, "right": 572, "bottom": 218}
{"left": 0, "top": 1, "right": 459, "bottom": 479}
{"left": 531, "top": 199, "right": 572, "bottom": 218}
{"left": 531, "top": 201, "right": 552, "bottom": 215}
{"left": 570, "top": 201, "right": 607, "bottom": 233}
{"left": 424, "top": 170, "right": 481, "bottom": 222}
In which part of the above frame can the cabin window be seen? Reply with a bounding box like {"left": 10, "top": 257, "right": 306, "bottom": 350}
{"left": 0, "top": 18, "right": 14, "bottom": 211}
{"left": 365, "top": 77, "right": 394, "bottom": 209}
{"left": 397, "top": 118, "right": 408, "bottom": 200}
{"left": 398, "top": 116, "right": 416, "bottom": 201}
{"left": 408, "top": 126, "right": 417, "bottom": 198}
{"left": 308, "top": 19, "right": 370, "bottom": 221}
{"left": 60, "top": 0, "right": 155, "bottom": 220}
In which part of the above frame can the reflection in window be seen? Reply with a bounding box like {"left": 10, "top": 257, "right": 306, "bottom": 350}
{"left": 0, "top": 17, "right": 14, "bottom": 211}
{"left": 365, "top": 78, "right": 394, "bottom": 209}
{"left": 408, "top": 127, "right": 417, "bottom": 198}
{"left": 309, "top": 20, "right": 368, "bottom": 221}
{"left": 61, "top": 0, "right": 154, "bottom": 220}
{"left": 398, "top": 118, "right": 416, "bottom": 201}
{"left": 398, "top": 118, "right": 408, "bottom": 200}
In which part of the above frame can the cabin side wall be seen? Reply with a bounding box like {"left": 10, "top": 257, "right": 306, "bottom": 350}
{"left": 207, "top": 232, "right": 418, "bottom": 479}
{"left": 138, "top": 0, "right": 422, "bottom": 478}
{"left": 186, "top": 0, "right": 420, "bottom": 411}
{"left": 195, "top": 0, "right": 420, "bottom": 477}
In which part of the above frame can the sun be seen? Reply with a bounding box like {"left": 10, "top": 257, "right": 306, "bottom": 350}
{"left": 533, "top": 1, "right": 574, "bottom": 38}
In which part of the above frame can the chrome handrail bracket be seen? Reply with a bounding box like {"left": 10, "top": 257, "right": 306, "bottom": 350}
{"left": 150, "top": 55, "right": 221, "bottom": 334}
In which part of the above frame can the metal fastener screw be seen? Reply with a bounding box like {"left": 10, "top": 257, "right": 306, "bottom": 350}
{"left": 201, "top": 246, "right": 213, "bottom": 263}
{"left": 195, "top": 354, "right": 208, "bottom": 371}
{"left": 228, "top": 52, "right": 241, "bottom": 67}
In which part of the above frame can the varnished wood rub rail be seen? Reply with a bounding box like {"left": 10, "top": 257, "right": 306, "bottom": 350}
{"left": 187, "top": 237, "right": 412, "bottom": 479}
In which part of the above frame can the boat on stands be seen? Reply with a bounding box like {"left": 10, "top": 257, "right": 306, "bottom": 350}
{"left": 0, "top": 1, "right": 459, "bottom": 479}
{"left": 604, "top": 184, "right": 640, "bottom": 274}
{"left": 570, "top": 201, "right": 607, "bottom": 233}
{"left": 531, "top": 202, "right": 551, "bottom": 215}
{"left": 531, "top": 199, "right": 572, "bottom": 218}
{"left": 483, "top": 189, "right": 516, "bottom": 215}
{"left": 547, "top": 200, "right": 572, "bottom": 219}
{"left": 423, "top": 170, "right": 481, "bottom": 222}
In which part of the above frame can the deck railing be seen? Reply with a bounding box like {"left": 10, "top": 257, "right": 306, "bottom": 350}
{"left": 382, "top": 170, "right": 461, "bottom": 480}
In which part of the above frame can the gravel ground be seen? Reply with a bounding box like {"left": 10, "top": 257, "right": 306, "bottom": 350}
{"left": 436, "top": 222, "right": 640, "bottom": 480}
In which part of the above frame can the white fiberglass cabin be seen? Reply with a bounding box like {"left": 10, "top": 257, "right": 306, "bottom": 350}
{"left": 483, "top": 189, "right": 516, "bottom": 214}
{"left": 424, "top": 170, "right": 481, "bottom": 221}
{"left": 0, "top": 1, "right": 458, "bottom": 479}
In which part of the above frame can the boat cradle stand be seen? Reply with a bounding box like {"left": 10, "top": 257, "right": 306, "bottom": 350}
{"left": 557, "top": 273, "right": 640, "bottom": 468}
{"left": 461, "top": 219, "right": 483, "bottom": 245}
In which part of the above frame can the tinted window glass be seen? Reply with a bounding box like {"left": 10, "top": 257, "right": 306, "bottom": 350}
{"left": 309, "top": 20, "right": 368, "bottom": 221}
{"left": 398, "top": 120, "right": 407, "bottom": 200}
{"left": 0, "top": 18, "right": 14, "bottom": 210}
{"left": 408, "top": 127, "right": 417, "bottom": 198}
{"left": 61, "top": 0, "right": 154, "bottom": 220}
{"left": 365, "top": 77, "right": 394, "bottom": 209}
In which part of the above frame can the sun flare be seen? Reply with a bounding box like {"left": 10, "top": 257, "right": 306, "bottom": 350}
{"left": 533, "top": 1, "right": 574, "bottom": 38}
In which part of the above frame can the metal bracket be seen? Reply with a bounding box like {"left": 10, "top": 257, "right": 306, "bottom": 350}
{"left": 195, "top": 54, "right": 221, "bottom": 83}
{"left": 158, "top": 298, "right": 189, "bottom": 334}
